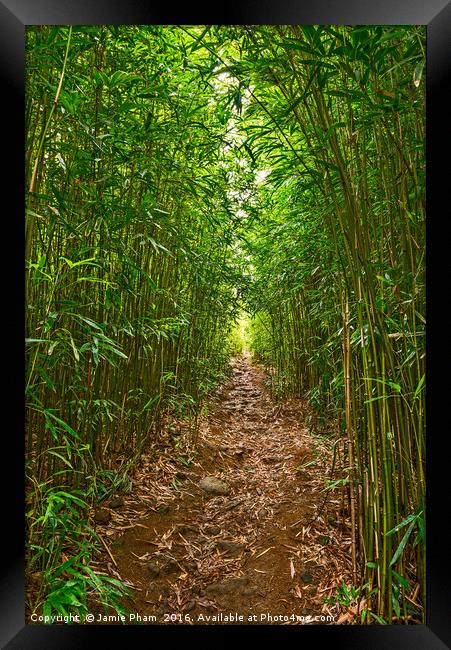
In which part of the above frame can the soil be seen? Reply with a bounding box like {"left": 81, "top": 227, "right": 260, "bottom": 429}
{"left": 90, "top": 354, "right": 353, "bottom": 625}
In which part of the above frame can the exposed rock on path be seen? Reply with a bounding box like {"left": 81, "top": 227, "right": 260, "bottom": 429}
{"left": 199, "top": 476, "right": 231, "bottom": 495}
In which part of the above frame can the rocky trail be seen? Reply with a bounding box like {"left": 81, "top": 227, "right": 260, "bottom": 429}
{"left": 91, "top": 354, "right": 353, "bottom": 625}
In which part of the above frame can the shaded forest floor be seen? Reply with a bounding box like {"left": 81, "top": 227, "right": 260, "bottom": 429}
{"left": 90, "top": 354, "right": 354, "bottom": 625}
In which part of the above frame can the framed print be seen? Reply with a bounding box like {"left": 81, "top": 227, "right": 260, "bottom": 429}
{"left": 1, "top": 0, "right": 450, "bottom": 647}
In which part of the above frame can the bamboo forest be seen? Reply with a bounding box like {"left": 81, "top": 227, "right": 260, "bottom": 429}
{"left": 25, "top": 25, "right": 425, "bottom": 626}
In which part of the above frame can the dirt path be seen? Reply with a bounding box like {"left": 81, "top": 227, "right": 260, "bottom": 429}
{"left": 92, "top": 354, "right": 352, "bottom": 625}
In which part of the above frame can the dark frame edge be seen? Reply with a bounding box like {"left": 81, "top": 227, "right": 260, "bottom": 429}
{"left": 425, "top": 2, "right": 451, "bottom": 648}
{"left": 0, "top": 2, "right": 25, "bottom": 649}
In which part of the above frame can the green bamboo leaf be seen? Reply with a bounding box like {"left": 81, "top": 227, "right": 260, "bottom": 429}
{"left": 141, "top": 394, "right": 161, "bottom": 412}
{"left": 392, "top": 570, "right": 410, "bottom": 590}
{"left": 370, "top": 613, "right": 387, "bottom": 624}
{"left": 76, "top": 277, "right": 112, "bottom": 285}
{"left": 414, "top": 374, "right": 425, "bottom": 399}
{"left": 47, "top": 450, "right": 74, "bottom": 469}
{"left": 54, "top": 491, "right": 88, "bottom": 507}
{"left": 45, "top": 412, "right": 79, "bottom": 439}
{"left": 378, "top": 29, "right": 409, "bottom": 44}
{"left": 415, "top": 515, "right": 426, "bottom": 546}
{"left": 413, "top": 60, "right": 424, "bottom": 87}
{"left": 363, "top": 377, "right": 401, "bottom": 393}
{"left": 73, "top": 315, "right": 104, "bottom": 331}
{"left": 108, "top": 346, "right": 128, "bottom": 359}
{"left": 392, "top": 594, "right": 401, "bottom": 618}
{"left": 70, "top": 336, "right": 80, "bottom": 362}
{"left": 385, "top": 512, "right": 420, "bottom": 536}
{"left": 60, "top": 256, "right": 74, "bottom": 268}
{"left": 389, "top": 520, "right": 416, "bottom": 566}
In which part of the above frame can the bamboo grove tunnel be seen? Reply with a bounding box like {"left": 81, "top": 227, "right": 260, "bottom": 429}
{"left": 25, "top": 25, "right": 425, "bottom": 625}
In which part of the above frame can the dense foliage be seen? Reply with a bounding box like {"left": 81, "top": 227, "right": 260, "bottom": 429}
{"left": 239, "top": 26, "right": 425, "bottom": 623}
{"left": 26, "top": 25, "right": 425, "bottom": 623}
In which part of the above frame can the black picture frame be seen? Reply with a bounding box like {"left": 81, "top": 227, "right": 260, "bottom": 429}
{"left": 2, "top": 1, "right": 450, "bottom": 647}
